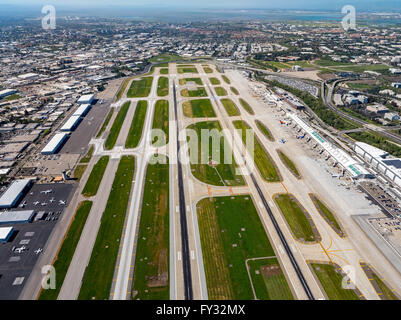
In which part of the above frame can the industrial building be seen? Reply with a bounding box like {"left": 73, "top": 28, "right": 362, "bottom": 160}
{"left": 77, "top": 94, "right": 94, "bottom": 105}
{"left": 60, "top": 115, "right": 82, "bottom": 132}
{"left": 0, "top": 89, "right": 17, "bottom": 99}
{"left": 0, "top": 210, "right": 35, "bottom": 225}
{"left": 289, "top": 114, "right": 372, "bottom": 179}
{"left": 0, "top": 227, "right": 14, "bottom": 242}
{"left": 354, "top": 142, "right": 401, "bottom": 188}
{"left": 0, "top": 179, "right": 32, "bottom": 209}
{"left": 41, "top": 132, "right": 69, "bottom": 155}
{"left": 73, "top": 104, "right": 91, "bottom": 117}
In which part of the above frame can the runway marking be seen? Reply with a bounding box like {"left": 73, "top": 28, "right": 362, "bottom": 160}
{"left": 281, "top": 182, "right": 289, "bottom": 193}
{"left": 207, "top": 186, "right": 212, "bottom": 198}
{"left": 177, "top": 251, "right": 181, "bottom": 261}
{"left": 229, "top": 187, "right": 233, "bottom": 195}
{"left": 176, "top": 206, "right": 179, "bottom": 213}
{"left": 191, "top": 250, "right": 195, "bottom": 260}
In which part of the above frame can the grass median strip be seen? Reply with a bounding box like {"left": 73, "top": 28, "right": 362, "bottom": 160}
{"left": 239, "top": 98, "right": 255, "bottom": 115}
{"left": 203, "top": 66, "right": 213, "bottom": 73}
{"left": 127, "top": 77, "right": 153, "bottom": 98}
{"left": 78, "top": 155, "right": 135, "bottom": 300}
{"left": 82, "top": 156, "right": 110, "bottom": 198}
{"left": 39, "top": 201, "right": 93, "bottom": 300}
{"left": 274, "top": 193, "right": 319, "bottom": 242}
{"left": 152, "top": 100, "right": 169, "bottom": 146}
{"left": 183, "top": 99, "right": 216, "bottom": 118}
{"left": 230, "top": 87, "right": 239, "bottom": 95}
{"left": 80, "top": 146, "right": 94, "bottom": 164}
{"left": 222, "top": 75, "right": 231, "bottom": 84}
{"left": 188, "top": 121, "right": 245, "bottom": 186}
{"left": 181, "top": 87, "right": 207, "bottom": 97}
{"left": 221, "top": 98, "right": 240, "bottom": 116}
{"left": 215, "top": 87, "right": 228, "bottom": 96}
{"left": 125, "top": 101, "right": 148, "bottom": 149}
{"left": 310, "top": 263, "right": 361, "bottom": 300}
{"left": 157, "top": 76, "right": 169, "bottom": 97}
{"left": 104, "top": 101, "right": 130, "bottom": 150}
{"left": 96, "top": 109, "right": 114, "bottom": 138}
{"left": 197, "top": 195, "right": 289, "bottom": 300}
{"left": 132, "top": 160, "right": 169, "bottom": 300}
{"left": 209, "top": 77, "right": 220, "bottom": 85}
{"left": 277, "top": 150, "right": 301, "bottom": 179}
{"left": 233, "top": 120, "right": 281, "bottom": 182}
{"left": 255, "top": 120, "right": 274, "bottom": 141}
{"left": 310, "top": 194, "right": 345, "bottom": 237}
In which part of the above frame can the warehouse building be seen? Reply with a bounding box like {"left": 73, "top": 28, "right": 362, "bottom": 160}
{"left": 0, "top": 227, "right": 14, "bottom": 242}
{"left": 60, "top": 115, "right": 82, "bottom": 132}
{"left": 41, "top": 132, "right": 68, "bottom": 155}
{"left": 0, "top": 179, "right": 32, "bottom": 209}
{"left": 73, "top": 104, "right": 91, "bottom": 117}
{"left": 0, "top": 210, "right": 35, "bottom": 225}
{"left": 77, "top": 94, "right": 94, "bottom": 105}
{"left": 289, "top": 114, "right": 372, "bottom": 179}
{"left": 0, "top": 89, "right": 17, "bottom": 99}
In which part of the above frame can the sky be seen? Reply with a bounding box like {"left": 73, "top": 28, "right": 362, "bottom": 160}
{"left": 0, "top": 0, "right": 400, "bottom": 11}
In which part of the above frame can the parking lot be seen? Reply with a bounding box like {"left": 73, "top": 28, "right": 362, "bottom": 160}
{"left": 0, "top": 183, "right": 74, "bottom": 299}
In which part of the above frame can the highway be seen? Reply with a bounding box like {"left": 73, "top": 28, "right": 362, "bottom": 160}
{"left": 172, "top": 80, "right": 194, "bottom": 300}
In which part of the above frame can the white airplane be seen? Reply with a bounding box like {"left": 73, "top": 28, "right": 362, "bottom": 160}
{"left": 34, "top": 248, "right": 43, "bottom": 255}
{"left": 19, "top": 201, "right": 27, "bottom": 208}
{"left": 59, "top": 200, "right": 66, "bottom": 205}
{"left": 14, "top": 246, "right": 26, "bottom": 253}
{"left": 49, "top": 197, "right": 55, "bottom": 203}
{"left": 40, "top": 190, "right": 52, "bottom": 194}
{"left": 33, "top": 201, "right": 40, "bottom": 206}
{"left": 41, "top": 202, "right": 48, "bottom": 206}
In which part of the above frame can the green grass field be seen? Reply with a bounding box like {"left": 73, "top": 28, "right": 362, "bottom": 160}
{"left": 178, "top": 66, "right": 198, "bottom": 74}
{"left": 274, "top": 194, "right": 318, "bottom": 242}
{"left": 209, "top": 77, "right": 221, "bottom": 85}
{"left": 277, "top": 150, "right": 300, "bottom": 179}
{"left": 371, "top": 271, "right": 399, "bottom": 300}
{"left": 221, "top": 98, "right": 240, "bottom": 116}
{"left": 82, "top": 156, "right": 110, "bottom": 197}
{"left": 255, "top": 120, "right": 274, "bottom": 141}
{"left": 157, "top": 76, "right": 169, "bottom": 97}
{"left": 105, "top": 101, "right": 130, "bottom": 150}
{"left": 39, "top": 201, "right": 93, "bottom": 300}
{"left": 78, "top": 155, "right": 135, "bottom": 300}
{"left": 96, "top": 109, "right": 114, "bottom": 138}
{"left": 248, "top": 258, "right": 294, "bottom": 300}
{"left": 159, "top": 68, "right": 169, "bottom": 74}
{"left": 230, "top": 87, "right": 239, "bottom": 95}
{"left": 239, "top": 98, "right": 255, "bottom": 115}
{"left": 187, "top": 121, "right": 245, "bottom": 186}
{"left": 233, "top": 120, "right": 281, "bottom": 182}
{"left": 132, "top": 161, "right": 169, "bottom": 300}
{"left": 73, "top": 165, "right": 87, "bottom": 181}
{"left": 214, "top": 87, "right": 228, "bottom": 96}
{"left": 127, "top": 77, "right": 153, "bottom": 98}
{"left": 183, "top": 99, "right": 216, "bottom": 118}
{"left": 150, "top": 53, "right": 182, "bottom": 63}
{"left": 222, "top": 75, "right": 231, "bottom": 84}
{"left": 310, "top": 263, "right": 360, "bottom": 300}
{"left": 310, "top": 194, "right": 345, "bottom": 237}
{"left": 197, "top": 195, "right": 286, "bottom": 300}
{"left": 181, "top": 87, "right": 207, "bottom": 97}
{"left": 117, "top": 78, "right": 131, "bottom": 101}
{"left": 125, "top": 101, "right": 148, "bottom": 149}
{"left": 152, "top": 100, "right": 169, "bottom": 146}
{"left": 203, "top": 66, "right": 214, "bottom": 73}
{"left": 179, "top": 78, "right": 203, "bottom": 85}
{"left": 80, "top": 146, "right": 94, "bottom": 164}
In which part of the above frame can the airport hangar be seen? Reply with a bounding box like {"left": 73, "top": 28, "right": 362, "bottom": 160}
{"left": 0, "top": 179, "right": 32, "bottom": 209}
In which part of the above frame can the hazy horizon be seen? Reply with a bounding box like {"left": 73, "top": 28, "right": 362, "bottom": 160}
{"left": 0, "top": 0, "right": 400, "bottom": 12}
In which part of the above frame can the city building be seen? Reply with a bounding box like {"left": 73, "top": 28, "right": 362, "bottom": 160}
{"left": 41, "top": 132, "right": 69, "bottom": 155}
{"left": 0, "top": 179, "right": 32, "bottom": 209}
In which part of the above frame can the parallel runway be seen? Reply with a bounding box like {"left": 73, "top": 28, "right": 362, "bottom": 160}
{"left": 172, "top": 81, "right": 194, "bottom": 300}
